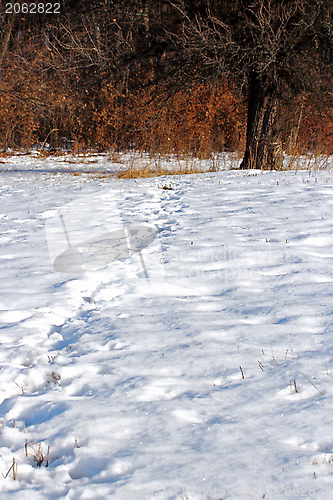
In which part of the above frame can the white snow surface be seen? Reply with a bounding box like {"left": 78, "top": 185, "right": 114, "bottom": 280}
{"left": 1, "top": 153, "right": 333, "bottom": 499}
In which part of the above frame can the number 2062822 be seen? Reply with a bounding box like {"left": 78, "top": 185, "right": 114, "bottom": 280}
{"left": 6, "top": 3, "right": 60, "bottom": 14}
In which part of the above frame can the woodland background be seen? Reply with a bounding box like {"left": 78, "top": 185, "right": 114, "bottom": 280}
{"left": 1, "top": 1, "right": 333, "bottom": 159}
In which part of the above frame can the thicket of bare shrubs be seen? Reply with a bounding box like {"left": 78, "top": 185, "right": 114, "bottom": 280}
{"left": 2, "top": 63, "right": 332, "bottom": 159}
{"left": 0, "top": 45, "right": 246, "bottom": 155}
{"left": 1, "top": 1, "right": 333, "bottom": 161}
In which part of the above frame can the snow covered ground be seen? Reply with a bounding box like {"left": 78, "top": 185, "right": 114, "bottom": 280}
{"left": 1, "top": 152, "right": 333, "bottom": 499}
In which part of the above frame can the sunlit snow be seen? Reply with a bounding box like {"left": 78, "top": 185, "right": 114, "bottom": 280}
{"left": 0, "top": 152, "right": 333, "bottom": 499}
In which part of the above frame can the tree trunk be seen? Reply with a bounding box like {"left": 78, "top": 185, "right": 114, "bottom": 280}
{"left": 240, "top": 71, "right": 283, "bottom": 170}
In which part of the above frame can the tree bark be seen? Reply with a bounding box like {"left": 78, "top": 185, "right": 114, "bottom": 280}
{"left": 240, "top": 71, "right": 283, "bottom": 170}
{"left": 0, "top": 15, "right": 15, "bottom": 71}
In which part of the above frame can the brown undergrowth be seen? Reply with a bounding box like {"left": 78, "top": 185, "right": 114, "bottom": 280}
{"left": 1, "top": 13, "right": 333, "bottom": 163}
{"left": 1, "top": 52, "right": 332, "bottom": 165}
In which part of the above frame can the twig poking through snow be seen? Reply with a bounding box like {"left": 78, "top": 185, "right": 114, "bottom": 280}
{"left": 301, "top": 372, "right": 323, "bottom": 395}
